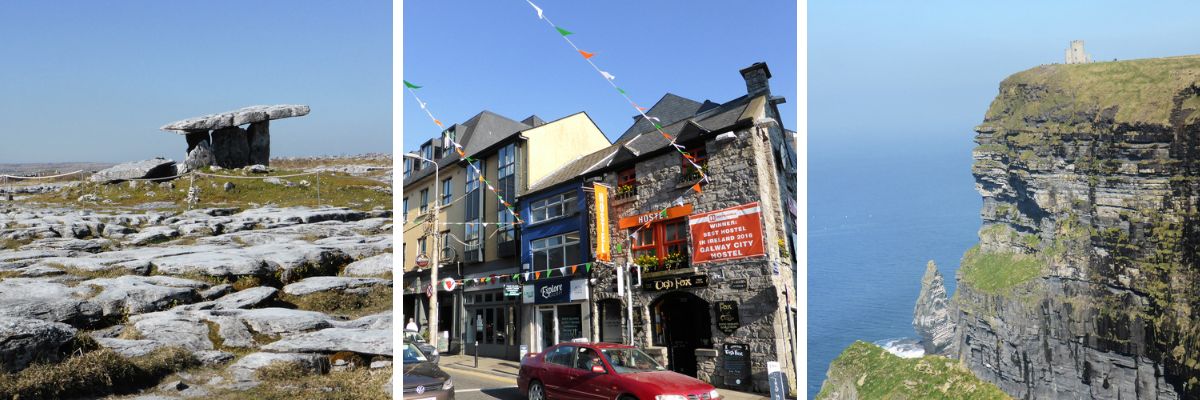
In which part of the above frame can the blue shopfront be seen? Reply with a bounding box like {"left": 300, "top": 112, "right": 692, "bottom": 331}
{"left": 517, "top": 179, "right": 594, "bottom": 354}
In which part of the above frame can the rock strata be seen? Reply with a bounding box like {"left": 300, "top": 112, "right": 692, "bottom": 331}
{"left": 912, "top": 260, "right": 954, "bottom": 355}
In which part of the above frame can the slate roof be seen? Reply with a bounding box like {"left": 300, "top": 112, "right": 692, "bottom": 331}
{"left": 620, "top": 93, "right": 755, "bottom": 156}
{"left": 526, "top": 144, "right": 619, "bottom": 194}
{"left": 402, "top": 110, "right": 530, "bottom": 187}
{"left": 614, "top": 93, "right": 704, "bottom": 144}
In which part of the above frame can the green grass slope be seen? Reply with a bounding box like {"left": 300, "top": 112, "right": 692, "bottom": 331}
{"left": 816, "top": 341, "right": 1011, "bottom": 400}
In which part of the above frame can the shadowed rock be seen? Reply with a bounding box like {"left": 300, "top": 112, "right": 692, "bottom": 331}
{"left": 89, "top": 158, "right": 177, "bottom": 183}
{"left": 0, "top": 316, "right": 78, "bottom": 372}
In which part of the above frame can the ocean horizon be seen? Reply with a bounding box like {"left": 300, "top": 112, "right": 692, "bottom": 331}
{"left": 807, "top": 134, "right": 981, "bottom": 398}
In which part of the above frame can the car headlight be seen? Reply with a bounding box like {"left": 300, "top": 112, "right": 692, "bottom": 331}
{"left": 442, "top": 379, "right": 453, "bottom": 390}
{"left": 708, "top": 389, "right": 720, "bottom": 399}
{"left": 655, "top": 396, "right": 688, "bottom": 400}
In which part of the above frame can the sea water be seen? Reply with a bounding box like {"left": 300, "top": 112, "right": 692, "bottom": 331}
{"left": 807, "top": 135, "right": 980, "bottom": 398}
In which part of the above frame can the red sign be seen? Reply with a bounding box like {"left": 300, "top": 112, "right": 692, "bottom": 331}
{"left": 689, "top": 202, "right": 766, "bottom": 264}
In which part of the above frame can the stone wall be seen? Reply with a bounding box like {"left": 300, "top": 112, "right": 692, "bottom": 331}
{"left": 591, "top": 109, "right": 796, "bottom": 393}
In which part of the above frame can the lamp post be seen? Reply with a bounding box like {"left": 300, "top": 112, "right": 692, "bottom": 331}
{"left": 405, "top": 152, "right": 440, "bottom": 353}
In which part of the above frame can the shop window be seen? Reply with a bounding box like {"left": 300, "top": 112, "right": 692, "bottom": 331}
{"left": 531, "top": 232, "right": 581, "bottom": 270}
{"left": 629, "top": 218, "right": 690, "bottom": 273}
{"left": 615, "top": 168, "right": 638, "bottom": 200}
{"left": 680, "top": 147, "right": 707, "bottom": 182}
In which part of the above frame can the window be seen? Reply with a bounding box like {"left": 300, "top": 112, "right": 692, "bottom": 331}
{"left": 531, "top": 232, "right": 581, "bottom": 270}
{"left": 530, "top": 193, "right": 578, "bottom": 223}
{"left": 402, "top": 197, "right": 409, "bottom": 222}
{"left": 418, "top": 237, "right": 427, "bottom": 256}
{"left": 421, "top": 144, "right": 433, "bottom": 165}
{"left": 419, "top": 189, "right": 429, "bottom": 213}
{"left": 441, "top": 232, "right": 450, "bottom": 256}
{"left": 630, "top": 218, "right": 689, "bottom": 273}
{"left": 442, "top": 178, "right": 453, "bottom": 205}
{"left": 465, "top": 160, "right": 483, "bottom": 258}
{"left": 403, "top": 159, "right": 412, "bottom": 178}
{"left": 681, "top": 147, "right": 707, "bottom": 181}
{"left": 575, "top": 348, "right": 604, "bottom": 371}
{"left": 547, "top": 346, "right": 576, "bottom": 367}
{"left": 497, "top": 144, "right": 517, "bottom": 242}
{"left": 616, "top": 168, "right": 637, "bottom": 200}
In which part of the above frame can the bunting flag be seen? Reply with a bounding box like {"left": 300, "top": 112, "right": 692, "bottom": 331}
{"left": 586, "top": 263, "right": 593, "bottom": 272}
{"left": 518, "top": 1, "right": 712, "bottom": 190}
{"left": 403, "top": 82, "right": 525, "bottom": 224}
{"left": 526, "top": 0, "right": 543, "bottom": 19}
{"left": 570, "top": 265, "right": 578, "bottom": 274}
{"left": 535, "top": 271, "right": 542, "bottom": 279}
{"left": 692, "top": 183, "right": 703, "bottom": 193}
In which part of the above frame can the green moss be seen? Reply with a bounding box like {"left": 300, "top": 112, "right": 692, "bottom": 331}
{"left": 958, "top": 246, "right": 1044, "bottom": 295}
{"left": 816, "top": 341, "right": 1011, "bottom": 400}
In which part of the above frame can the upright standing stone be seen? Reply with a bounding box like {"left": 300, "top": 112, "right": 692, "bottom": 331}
{"left": 247, "top": 121, "right": 270, "bottom": 166}
{"left": 211, "top": 126, "right": 250, "bottom": 168}
{"left": 183, "top": 140, "right": 216, "bottom": 173}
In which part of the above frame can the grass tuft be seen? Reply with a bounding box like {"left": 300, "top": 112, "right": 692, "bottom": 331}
{"left": 0, "top": 347, "right": 197, "bottom": 399}
{"left": 280, "top": 287, "right": 392, "bottom": 318}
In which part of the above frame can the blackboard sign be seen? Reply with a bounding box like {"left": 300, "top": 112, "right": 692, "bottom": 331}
{"left": 643, "top": 274, "right": 709, "bottom": 292}
{"left": 729, "top": 279, "right": 747, "bottom": 290}
{"left": 715, "top": 301, "right": 740, "bottom": 335}
{"left": 723, "top": 343, "right": 751, "bottom": 388}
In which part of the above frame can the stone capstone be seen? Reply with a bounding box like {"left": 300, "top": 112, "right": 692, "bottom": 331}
{"left": 160, "top": 105, "right": 309, "bottom": 132}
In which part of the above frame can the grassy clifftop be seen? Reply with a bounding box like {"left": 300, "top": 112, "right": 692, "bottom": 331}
{"left": 983, "top": 55, "right": 1200, "bottom": 130}
{"left": 816, "top": 341, "right": 1010, "bottom": 400}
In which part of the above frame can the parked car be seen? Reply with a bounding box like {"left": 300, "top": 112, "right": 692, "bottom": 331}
{"left": 404, "top": 330, "right": 440, "bottom": 363}
{"left": 403, "top": 342, "right": 454, "bottom": 400}
{"left": 518, "top": 341, "right": 720, "bottom": 400}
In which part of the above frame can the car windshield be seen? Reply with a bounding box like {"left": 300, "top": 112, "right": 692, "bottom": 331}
{"left": 601, "top": 347, "right": 666, "bottom": 374}
{"left": 402, "top": 343, "right": 429, "bottom": 364}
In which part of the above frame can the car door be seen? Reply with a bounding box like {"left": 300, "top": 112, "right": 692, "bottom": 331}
{"left": 542, "top": 345, "right": 577, "bottom": 397}
{"left": 568, "top": 347, "right": 619, "bottom": 400}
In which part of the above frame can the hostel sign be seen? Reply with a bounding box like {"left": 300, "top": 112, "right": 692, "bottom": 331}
{"left": 689, "top": 202, "right": 766, "bottom": 264}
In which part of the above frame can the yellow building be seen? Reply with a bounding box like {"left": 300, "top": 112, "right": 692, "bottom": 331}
{"left": 401, "top": 110, "right": 609, "bottom": 358}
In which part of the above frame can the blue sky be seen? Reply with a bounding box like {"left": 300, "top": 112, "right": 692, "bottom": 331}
{"left": 810, "top": 0, "right": 1200, "bottom": 156}
{"left": 403, "top": 0, "right": 797, "bottom": 153}
{"left": 0, "top": 1, "right": 390, "bottom": 164}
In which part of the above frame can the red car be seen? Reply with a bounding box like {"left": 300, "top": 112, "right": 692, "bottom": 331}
{"left": 518, "top": 342, "right": 721, "bottom": 400}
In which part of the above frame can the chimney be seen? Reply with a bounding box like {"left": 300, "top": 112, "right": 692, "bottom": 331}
{"left": 740, "top": 62, "right": 772, "bottom": 95}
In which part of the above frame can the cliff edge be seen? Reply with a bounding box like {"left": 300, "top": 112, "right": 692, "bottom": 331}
{"left": 952, "top": 55, "right": 1200, "bottom": 399}
{"left": 815, "top": 341, "right": 1011, "bottom": 400}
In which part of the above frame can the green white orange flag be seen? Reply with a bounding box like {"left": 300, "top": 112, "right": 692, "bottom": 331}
{"left": 556, "top": 27, "right": 573, "bottom": 36}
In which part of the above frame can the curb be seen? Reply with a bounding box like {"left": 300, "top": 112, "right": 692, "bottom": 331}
{"left": 441, "top": 363, "right": 520, "bottom": 379}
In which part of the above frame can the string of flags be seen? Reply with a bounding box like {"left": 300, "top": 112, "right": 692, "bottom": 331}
{"left": 522, "top": 0, "right": 710, "bottom": 194}
{"left": 404, "top": 80, "right": 524, "bottom": 225}
{"left": 448, "top": 261, "right": 598, "bottom": 288}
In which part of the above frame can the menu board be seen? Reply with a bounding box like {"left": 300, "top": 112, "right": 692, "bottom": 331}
{"left": 715, "top": 301, "right": 741, "bottom": 335}
{"left": 723, "top": 343, "right": 751, "bottom": 387}
{"left": 558, "top": 305, "right": 583, "bottom": 341}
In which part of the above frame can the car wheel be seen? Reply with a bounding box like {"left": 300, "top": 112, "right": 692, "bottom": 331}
{"left": 528, "top": 380, "right": 545, "bottom": 400}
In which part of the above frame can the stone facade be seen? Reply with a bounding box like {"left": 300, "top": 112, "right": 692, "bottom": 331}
{"left": 589, "top": 105, "right": 797, "bottom": 393}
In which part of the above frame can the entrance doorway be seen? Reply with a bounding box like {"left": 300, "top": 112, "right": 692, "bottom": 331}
{"left": 651, "top": 291, "right": 712, "bottom": 377}
{"left": 534, "top": 303, "right": 584, "bottom": 353}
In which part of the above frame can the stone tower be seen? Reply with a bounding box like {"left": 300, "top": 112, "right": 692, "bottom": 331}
{"left": 1065, "top": 40, "right": 1091, "bottom": 64}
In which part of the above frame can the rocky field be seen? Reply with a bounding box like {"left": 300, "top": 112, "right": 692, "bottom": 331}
{"left": 0, "top": 158, "right": 394, "bottom": 399}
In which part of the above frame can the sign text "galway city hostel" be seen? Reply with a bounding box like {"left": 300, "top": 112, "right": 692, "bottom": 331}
{"left": 689, "top": 202, "right": 766, "bottom": 263}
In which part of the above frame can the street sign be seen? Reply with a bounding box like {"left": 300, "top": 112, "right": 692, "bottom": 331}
{"left": 441, "top": 278, "right": 457, "bottom": 292}
{"left": 415, "top": 253, "right": 429, "bottom": 268}
{"left": 715, "top": 301, "right": 741, "bottom": 335}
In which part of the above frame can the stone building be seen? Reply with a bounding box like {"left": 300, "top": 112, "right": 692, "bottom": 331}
{"left": 519, "top": 62, "right": 797, "bottom": 393}
{"left": 1065, "top": 40, "right": 1091, "bottom": 64}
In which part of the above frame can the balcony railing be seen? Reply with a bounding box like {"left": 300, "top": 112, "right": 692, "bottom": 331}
{"left": 614, "top": 183, "right": 638, "bottom": 201}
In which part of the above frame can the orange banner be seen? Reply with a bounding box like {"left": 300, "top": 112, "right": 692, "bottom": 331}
{"left": 689, "top": 202, "right": 766, "bottom": 264}
{"left": 594, "top": 183, "right": 611, "bottom": 262}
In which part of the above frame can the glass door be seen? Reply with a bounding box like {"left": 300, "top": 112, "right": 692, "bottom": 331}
{"left": 537, "top": 307, "right": 557, "bottom": 352}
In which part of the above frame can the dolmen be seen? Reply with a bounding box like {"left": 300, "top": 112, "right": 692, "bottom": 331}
{"left": 160, "top": 105, "right": 310, "bottom": 171}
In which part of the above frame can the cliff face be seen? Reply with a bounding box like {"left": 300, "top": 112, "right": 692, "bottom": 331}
{"left": 952, "top": 56, "right": 1200, "bottom": 399}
